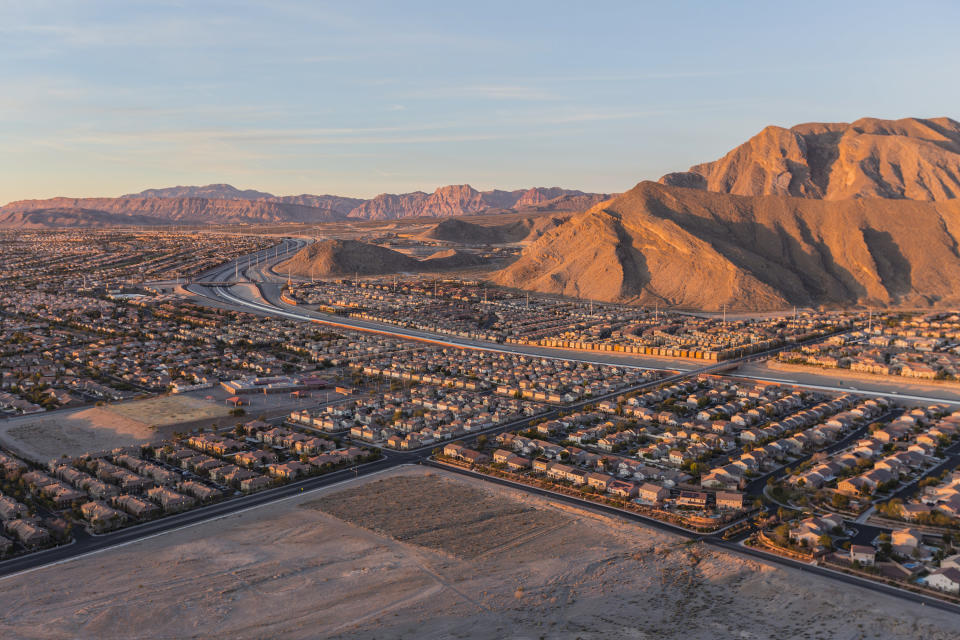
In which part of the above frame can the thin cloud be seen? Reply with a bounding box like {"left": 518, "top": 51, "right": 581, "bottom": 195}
{"left": 403, "top": 84, "right": 559, "bottom": 101}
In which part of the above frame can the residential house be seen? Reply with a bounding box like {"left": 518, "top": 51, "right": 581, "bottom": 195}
{"left": 850, "top": 544, "right": 876, "bottom": 566}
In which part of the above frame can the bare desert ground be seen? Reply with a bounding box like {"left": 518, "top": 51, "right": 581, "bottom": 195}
{"left": 1, "top": 466, "right": 958, "bottom": 639}
{"left": 0, "top": 395, "right": 231, "bottom": 462}
{"left": 104, "top": 395, "right": 231, "bottom": 427}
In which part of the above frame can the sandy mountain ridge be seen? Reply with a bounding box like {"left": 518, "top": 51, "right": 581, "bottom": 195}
{"left": 0, "top": 184, "right": 601, "bottom": 228}
{"left": 493, "top": 180, "right": 960, "bottom": 311}
{"left": 661, "top": 116, "right": 960, "bottom": 201}
{"left": 278, "top": 239, "right": 487, "bottom": 277}
{"left": 495, "top": 116, "right": 960, "bottom": 311}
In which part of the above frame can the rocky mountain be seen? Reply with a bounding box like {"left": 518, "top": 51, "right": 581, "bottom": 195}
{"left": 123, "top": 184, "right": 277, "bottom": 201}
{"left": 345, "top": 185, "right": 600, "bottom": 220}
{"left": 514, "top": 187, "right": 588, "bottom": 208}
{"left": 347, "top": 184, "right": 511, "bottom": 220}
{"left": 278, "top": 239, "right": 487, "bottom": 276}
{"left": 2, "top": 183, "right": 603, "bottom": 227}
{"left": 347, "top": 191, "right": 430, "bottom": 220}
{"left": 275, "top": 194, "right": 365, "bottom": 216}
{"left": 0, "top": 196, "right": 345, "bottom": 224}
{"left": 0, "top": 208, "right": 162, "bottom": 228}
{"left": 661, "top": 117, "right": 960, "bottom": 201}
{"left": 492, "top": 180, "right": 960, "bottom": 311}
{"left": 125, "top": 185, "right": 365, "bottom": 217}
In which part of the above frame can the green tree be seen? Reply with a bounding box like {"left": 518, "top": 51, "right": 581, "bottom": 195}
{"left": 773, "top": 524, "right": 791, "bottom": 546}
{"left": 831, "top": 493, "right": 849, "bottom": 510}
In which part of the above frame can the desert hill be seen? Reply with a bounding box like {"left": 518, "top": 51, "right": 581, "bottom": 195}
{"left": 492, "top": 180, "right": 960, "bottom": 311}
{"left": 418, "top": 215, "right": 571, "bottom": 244}
{"left": 661, "top": 117, "right": 960, "bottom": 201}
{"left": 518, "top": 192, "right": 613, "bottom": 212}
{"left": 421, "top": 248, "right": 488, "bottom": 269}
{"left": 278, "top": 239, "right": 488, "bottom": 277}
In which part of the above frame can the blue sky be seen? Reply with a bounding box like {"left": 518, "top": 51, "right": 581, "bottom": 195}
{"left": 2, "top": 0, "right": 959, "bottom": 202}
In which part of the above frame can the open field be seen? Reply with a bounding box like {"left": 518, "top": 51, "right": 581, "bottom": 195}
{"left": 0, "top": 407, "right": 155, "bottom": 462}
{"left": 738, "top": 360, "right": 960, "bottom": 404}
{"left": 767, "top": 358, "right": 960, "bottom": 390}
{"left": 310, "top": 473, "right": 567, "bottom": 559}
{"left": 0, "top": 396, "right": 232, "bottom": 462}
{"left": 1, "top": 466, "right": 959, "bottom": 639}
{"left": 104, "top": 395, "right": 232, "bottom": 427}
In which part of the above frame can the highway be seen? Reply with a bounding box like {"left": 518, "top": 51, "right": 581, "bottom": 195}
{"left": 5, "top": 238, "right": 960, "bottom": 613}
{"left": 188, "top": 238, "right": 960, "bottom": 407}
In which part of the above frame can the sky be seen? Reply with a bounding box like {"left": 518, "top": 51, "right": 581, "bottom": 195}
{"left": 2, "top": 0, "right": 959, "bottom": 203}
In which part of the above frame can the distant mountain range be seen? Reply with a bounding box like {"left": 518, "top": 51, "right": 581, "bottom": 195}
{"left": 0, "top": 183, "right": 610, "bottom": 228}
{"left": 496, "top": 117, "right": 960, "bottom": 311}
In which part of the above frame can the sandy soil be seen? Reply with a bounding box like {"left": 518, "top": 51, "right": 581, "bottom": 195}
{"left": 767, "top": 359, "right": 960, "bottom": 390}
{"left": 105, "top": 395, "right": 231, "bottom": 427}
{"left": 1, "top": 466, "right": 958, "bottom": 639}
{"left": 0, "top": 407, "right": 155, "bottom": 462}
{"left": 739, "top": 360, "right": 960, "bottom": 403}
{"left": 0, "top": 396, "right": 230, "bottom": 462}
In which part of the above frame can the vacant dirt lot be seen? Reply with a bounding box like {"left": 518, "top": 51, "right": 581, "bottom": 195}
{"left": 1, "top": 466, "right": 959, "bottom": 639}
{"left": 308, "top": 473, "right": 566, "bottom": 559}
{"left": 0, "top": 406, "right": 154, "bottom": 462}
{"left": 105, "top": 395, "right": 232, "bottom": 427}
{"left": 0, "top": 396, "right": 231, "bottom": 462}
